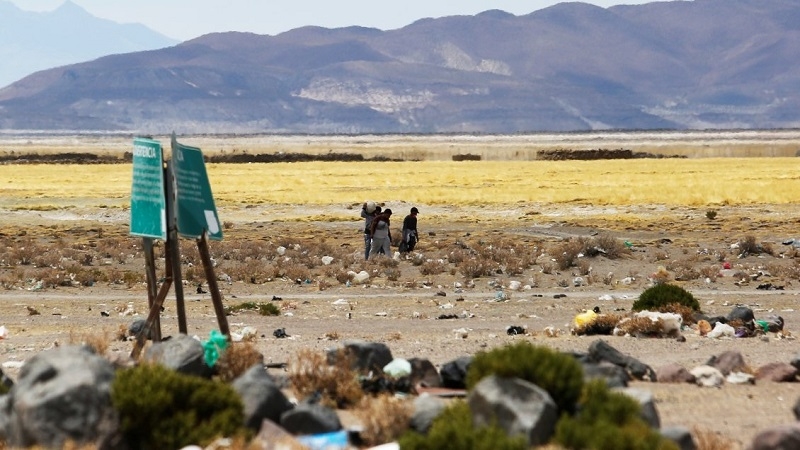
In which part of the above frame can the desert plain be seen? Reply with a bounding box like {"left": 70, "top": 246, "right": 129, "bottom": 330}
{"left": 3, "top": 131, "right": 800, "bottom": 449}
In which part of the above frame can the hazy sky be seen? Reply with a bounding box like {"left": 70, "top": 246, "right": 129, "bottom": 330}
{"left": 8, "top": 0, "right": 659, "bottom": 41}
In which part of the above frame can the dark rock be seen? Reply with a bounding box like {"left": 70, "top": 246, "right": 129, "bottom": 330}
{"left": 755, "top": 363, "right": 798, "bottom": 382}
{"left": 469, "top": 375, "right": 558, "bottom": 446}
{"left": 280, "top": 403, "right": 341, "bottom": 435}
{"left": 750, "top": 423, "right": 800, "bottom": 450}
{"left": 581, "top": 361, "right": 629, "bottom": 388}
{"left": 588, "top": 339, "right": 656, "bottom": 381}
{"left": 661, "top": 426, "right": 697, "bottom": 450}
{"left": 440, "top": 356, "right": 472, "bottom": 389}
{"left": 0, "top": 346, "right": 121, "bottom": 449}
{"left": 410, "top": 395, "right": 447, "bottom": 434}
{"left": 328, "top": 341, "right": 393, "bottom": 373}
{"left": 706, "top": 351, "right": 748, "bottom": 376}
{"left": 614, "top": 387, "right": 660, "bottom": 428}
{"left": 408, "top": 358, "right": 441, "bottom": 388}
{"left": 231, "top": 364, "right": 294, "bottom": 430}
{"left": 142, "top": 334, "right": 211, "bottom": 378}
{"left": 656, "top": 363, "right": 696, "bottom": 384}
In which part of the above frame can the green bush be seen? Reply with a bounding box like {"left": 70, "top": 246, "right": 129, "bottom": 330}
{"left": 632, "top": 283, "right": 700, "bottom": 312}
{"left": 397, "top": 401, "right": 527, "bottom": 450}
{"left": 111, "top": 363, "right": 247, "bottom": 449}
{"left": 554, "top": 380, "right": 678, "bottom": 450}
{"left": 224, "top": 301, "right": 279, "bottom": 316}
{"left": 465, "top": 342, "right": 583, "bottom": 414}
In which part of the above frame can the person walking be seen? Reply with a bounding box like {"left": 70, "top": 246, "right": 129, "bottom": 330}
{"left": 401, "top": 207, "right": 419, "bottom": 253}
{"left": 368, "top": 208, "right": 393, "bottom": 259}
{"left": 360, "top": 202, "right": 380, "bottom": 260}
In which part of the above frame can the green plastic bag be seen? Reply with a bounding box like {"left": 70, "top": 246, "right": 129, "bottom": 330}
{"left": 202, "top": 330, "right": 229, "bottom": 367}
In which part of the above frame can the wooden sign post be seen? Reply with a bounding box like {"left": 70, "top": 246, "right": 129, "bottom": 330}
{"left": 129, "top": 135, "right": 230, "bottom": 359}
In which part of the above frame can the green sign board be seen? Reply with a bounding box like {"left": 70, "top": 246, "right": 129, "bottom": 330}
{"left": 172, "top": 137, "right": 223, "bottom": 240}
{"left": 130, "top": 138, "right": 167, "bottom": 240}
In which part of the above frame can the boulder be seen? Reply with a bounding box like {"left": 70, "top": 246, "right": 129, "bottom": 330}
{"left": 231, "top": 364, "right": 294, "bottom": 430}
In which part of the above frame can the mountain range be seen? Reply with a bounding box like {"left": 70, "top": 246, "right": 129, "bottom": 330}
{"left": 0, "top": 0, "right": 798, "bottom": 133}
{"left": 0, "top": 1, "right": 177, "bottom": 89}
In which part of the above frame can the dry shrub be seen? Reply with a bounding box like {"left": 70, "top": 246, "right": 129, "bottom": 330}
{"left": 215, "top": 342, "right": 264, "bottom": 382}
{"left": 419, "top": 260, "right": 447, "bottom": 276}
{"left": 333, "top": 268, "right": 354, "bottom": 284}
{"left": 276, "top": 259, "right": 310, "bottom": 282}
{"left": 323, "top": 331, "right": 340, "bottom": 340}
{"left": 591, "top": 234, "right": 630, "bottom": 259}
{"left": 288, "top": 348, "right": 363, "bottom": 408}
{"left": 575, "top": 259, "right": 591, "bottom": 276}
{"left": 458, "top": 257, "right": 494, "bottom": 279}
{"left": 693, "top": 426, "right": 735, "bottom": 450}
{"left": 226, "top": 259, "right": 272, "bottom": 283}
{"left": 699, "top": 265, "right": 719, "bottom": 281}
{"left": 738, "top": 235, "right": 761, "bottom": 257}
{"left": 551, "top": 238, "right": 587, "bottom": 270}
{"left": 614, "top": 316, "right": 666, "bottom": 337}
{"left": 387, "top": 331, "right": 402, "bottom": 341}
{"left": 354, "top": 394, "right": 412, "bottom": 447}
{"left": 652, "top": 250, "right": 670, "bottom": 261}
{"left": 502, "top": 255, "right": 529, "bottom": 276}
{"left": 447, "top": 248, "right": 469, "bottom": 265}
{"left": 384, "top": 266, "right": 402, "bottom": 281}
{"left": 667, "top": 259, "right": 700, "bottom": 281}
{"left": 69, "top": 329, "right": 109, "bottom": 355}
{"left": 658, "top": 303, "right": 697, "bottom": 325}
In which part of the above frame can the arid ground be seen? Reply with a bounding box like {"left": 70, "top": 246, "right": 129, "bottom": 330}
{"left": 3, "top": 202, "right": 800, "bottom": 449}
{"left": 3, "top": 133, "right": 800, "bottom": 449}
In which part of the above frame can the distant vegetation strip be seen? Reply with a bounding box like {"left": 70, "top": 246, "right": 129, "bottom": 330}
{"left": 3, "top": 158, "right": 800, "bottom": 208}
{"left": 0, "top": 148, "right": 673, "bottom": 164}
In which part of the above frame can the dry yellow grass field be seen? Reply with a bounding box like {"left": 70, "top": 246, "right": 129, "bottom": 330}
{"left": 4, "top": 158, "right": 800, "bottom": 211}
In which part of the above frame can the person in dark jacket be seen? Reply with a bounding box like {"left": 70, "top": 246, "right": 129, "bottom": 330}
{"left": 401, "top": 207, "right": 419, "bottom": 253}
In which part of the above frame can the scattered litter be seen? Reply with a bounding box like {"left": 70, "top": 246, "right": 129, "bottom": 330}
{"left": 437, "top": 314, "right": 459, "bottom": 320}
{"left": 375, "top": 312, "right": 388, "bottom": 317}
{"left": 272, "top": 295, "right": 283, "bottom": 301}
{"left": 506, "top": 325, "right": 526, "bottom": 335}
{"left": 383, "top": 358, "right": 412, "bottom": 378}
{"left": 321, "top": 256, "right": 334, "bottom": 265}
{"left": 297, "top": 430, "right": 349, "bottom": 450}
{"left": 202, "top": 330, "right": 229, "bottom": 366}
{"left": 332, "top": 298, "right": 349, "bottom": 305}
{"left": 273, "top": 328, "right": 289, "bottom": 339}
{"left": 452, "top": 327, "right": 470, "bottom": 339}
{"left": 0, "top": 326, "right": 7, "bottom": 339}
{"left": 553, "top": 294, "right": 567, "bottom": 299}
{"left": 707, "top": 322, "right": 735, "bottom": 339}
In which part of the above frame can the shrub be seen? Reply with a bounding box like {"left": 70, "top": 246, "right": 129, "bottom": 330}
{"left": 397, "top": 401, "right": 527, "bottom": 450}
{"left": 632, "top": 284, "right": 700, "bottom": 312}
{"left": 419, "top": 260, "right": 447, "bottom": 276}
{"left": 215, "top": 342, "right": 264, "bottom": 382}
{"left": 354, "top": 394, "right": 412, "bottom": 447}
{"left": 112, "top": 363, "right": 247, "bottom": 449}
{"left": 224, "top": 301, "right": 279, "bottom": 316}
{"left": 551, "top": 238, "right": 588, "bottom": 270}
{"left": 554, "top": 380, "right": 678, "bottom": 450}
{"left": 466, "top": 342, "right": 583, "bottom": 414}
{"left": 591, "top": 234, "right": 631, "bottom": 259}
{"left": 288, "top": 348, "right": 363, "bottom": 408}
